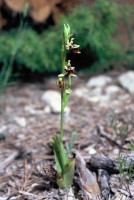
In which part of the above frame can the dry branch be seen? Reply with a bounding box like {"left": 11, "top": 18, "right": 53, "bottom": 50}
{"left": 88, "top": 152, "right": 134, "bottom": 174}
{"left": 74, "top": 150, "right": 101, "bottom": 200}
{"left": 97, "top": 125, "right": 123, "bottom": 149}
{"left": 98, "top": 169, "right": 110, "bottom": 200}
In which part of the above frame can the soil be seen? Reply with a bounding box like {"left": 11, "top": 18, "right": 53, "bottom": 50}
{"left": 0, "top": 72, "right": 134, "bottom": 200}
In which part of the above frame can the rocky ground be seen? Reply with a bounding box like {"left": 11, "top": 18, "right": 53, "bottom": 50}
{"left": 0, "top": 70, "right": 134, "bottom": 200}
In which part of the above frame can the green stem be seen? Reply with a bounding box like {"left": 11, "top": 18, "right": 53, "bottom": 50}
{"left": 60, "top": 33, "right": 66, "bottom": 140}
{"left": 60, "top": 89, "right": 64, "bottom": 140}
{"left": 61, "top": 35, "right": 66, "bottom": 72}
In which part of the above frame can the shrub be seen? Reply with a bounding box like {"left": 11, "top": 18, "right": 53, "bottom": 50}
{"left": 0, "top": 0, "right": 133, "bottom": 74}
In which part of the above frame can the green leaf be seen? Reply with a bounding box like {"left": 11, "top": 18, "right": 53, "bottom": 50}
{"left": 57, "top": 156, "right": 75, "bottom": 188}
{"left": 52, "top": 135, "right": 76, "bottom": 188}
{"left": 63, "top": 157, "right": 75, "bottom": 187}
{"left": 66, "top": 131, "right": 77, "bottom": 154}
{"left": 51, "top": 135, "right": 68, "bottom": 176}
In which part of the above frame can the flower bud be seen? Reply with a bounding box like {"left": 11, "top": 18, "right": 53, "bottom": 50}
{"left": 57, "top": 77, "right": 64, "bottom": 89}
{"left": 66, "top": 89, "right": 71, "bottom": 95}
{"left": 64, "top": 24, "right": 71, "bottom": 43}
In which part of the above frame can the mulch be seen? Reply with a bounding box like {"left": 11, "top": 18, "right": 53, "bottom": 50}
{"left": 0, "top": 76, "right": 134, "bottom": 200}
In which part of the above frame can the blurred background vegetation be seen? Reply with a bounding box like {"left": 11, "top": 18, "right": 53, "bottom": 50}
{"left": 0, "top": 0, "right": 134, "bottom": 92}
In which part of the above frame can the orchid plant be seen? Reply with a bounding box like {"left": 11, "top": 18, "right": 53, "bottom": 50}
{"left": 51, "top": 24, "right": 80, "bottom": 188}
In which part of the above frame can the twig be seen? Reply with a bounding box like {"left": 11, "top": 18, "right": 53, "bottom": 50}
{"left": 0, "top": 151, "right": 19, "bottom": 172}
{"left": 21, "top": 158, "right": 28, "bottom": 191}
{"left": 0, "top": 173, "right": 14, "bottom": 180}
{"left": 19, "top": 190, "right": 41, "bottom": 198}
{"left": 97, "top": 125, "right": 123, "bottom": 149}
{"left": 6, "top": 192, "right": 18, "bottom": 200}
{"left": 20, "top": 159, "right": 34, "bottom": 191}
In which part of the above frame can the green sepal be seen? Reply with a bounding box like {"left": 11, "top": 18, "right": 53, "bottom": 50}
{"left": 58, "top": 73, "right": 65, "bottom": 78}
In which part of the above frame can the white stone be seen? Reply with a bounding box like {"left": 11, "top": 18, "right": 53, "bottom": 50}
{"left": 0, "top": 125, "right": 7, "bottom": 133}
{"left": 118, "top": 71, "right": 134, "bottom": 93}
{"left": 74, "top": 87, "right": 102, "bottom": 101}
{"left": 74, "top": 87, "right": 89, "bottom": 98}
{"left": 14, "top": 117, "right": 27, "bottom": 127}
{"left": 105, "top": 85, "right": 122, "bottom": 95}
{"left": 97, "top": 95, "right": 110, "bottom": 106}
{"left": 87, "top": 75, "right": 112, "bottom": 88}
{"left": 44, "top": 105, "right": 51, "bottom": 113}
{"left": 85, "top": 146, "right": 97, "bottom": 155}
{"left": 42, "top": 90, "right": 61, "bottom": 113}
{"left": 42, "top": 90, "right": 70, "bottom": 114}
{"left": 88, "top": 95, "right": 110, "bottom": 105}
{"left": 90, "top": 87, "right": 102, "bottom": 96}
{"left": 87, "top": 96, "right": 100, "bottom": 103}
{"left": 25, "top": 105, "right": 44, "bottom": 115}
